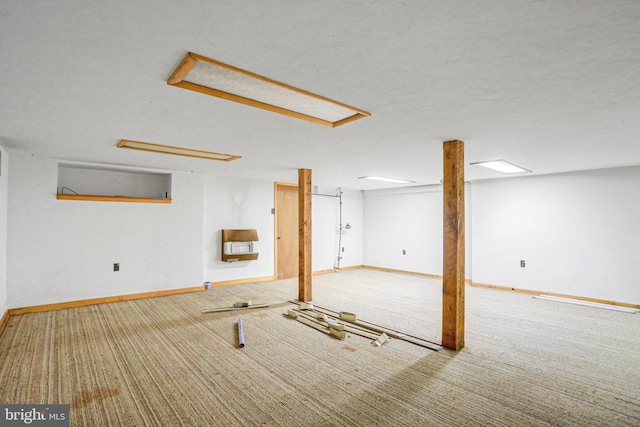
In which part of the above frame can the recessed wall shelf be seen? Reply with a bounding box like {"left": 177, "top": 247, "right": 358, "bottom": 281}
{"left": 56, "top": 194, "right": 171, "bottom": 203}
{"left": 57, "top": 163, "right": 172, "bottom": 204}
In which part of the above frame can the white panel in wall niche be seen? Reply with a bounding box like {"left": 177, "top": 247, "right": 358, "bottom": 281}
{"left": 57, "top": 163, "right": 172, "bottom": 199}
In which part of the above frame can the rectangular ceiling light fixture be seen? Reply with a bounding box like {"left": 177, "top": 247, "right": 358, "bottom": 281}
{"left": 117, "top": 140, "right": 241, "bottom": 162}
{"left": 470, "top": 159, "right": 531, "bottom": 174}
{"left": 358, "top": 175, "right": 417, "bottom": 184}
{"left": 167, "top": 52, "right": 370, "bottom": 128}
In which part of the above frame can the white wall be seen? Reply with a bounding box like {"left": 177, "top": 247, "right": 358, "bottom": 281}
{"left": 202, "top": 176, "right": 275, "bottom": 282}
{"left": 202, "top": 180, "right": 365, "bottom": 282}
{"left": 472, "top": 166, "right": 640, "bottom": 305}
{"left": 8, "top": 153, "right": 637, "bottom": 307}
{"left": 363, "top": 185, "right": 472, "bottom": 277}
{"left": 5, "top": 161, "right": 364, "bottom": 308}
{"left": 6, "top": 154, "right": 203, "bottom": 308}
{"left": 0, "top": 146, "right": 8, "bottom": 316}
{"left": 312, "top": 188, "right": 364, "bottom": 271}
{"left": 362, "top": 168, "right": 639, "bottom": 305}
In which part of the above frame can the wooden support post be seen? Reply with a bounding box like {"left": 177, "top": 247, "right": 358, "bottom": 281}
{"left": 298, "top": 169, "right": 312, "bottom": 302}
{"left": 442, "top": 140, "right": 465, "bottom": 350}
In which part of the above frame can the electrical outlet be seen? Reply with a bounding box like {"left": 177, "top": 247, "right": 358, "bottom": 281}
{"left": 114, "top": 263, "right": 120, "bottom": 272}
{"left": 341, "top": 247, "right": 345, "bottom": 252}
{"left": 520, "top": 260, "right": 526, "bottom": 268}
{"left": 402, "top": 249, "right": 406, "bottom": 255}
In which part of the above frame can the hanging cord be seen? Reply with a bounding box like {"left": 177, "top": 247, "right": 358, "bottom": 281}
{"left": 336, "top": 188, "right": 343, "bottom": 269}
{"left": 60, "top": 186, "right": 78, "bottom": 194}
{"left": 312, "top": 190, "right": 344, "bottom": 269}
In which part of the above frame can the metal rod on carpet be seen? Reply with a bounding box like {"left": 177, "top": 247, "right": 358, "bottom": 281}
{"left": 237, "top": 319, "right": 245, "bottom": 348}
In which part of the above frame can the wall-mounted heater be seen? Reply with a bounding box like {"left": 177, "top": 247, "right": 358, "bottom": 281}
{"left": 221, "top": 229, "right": 259, "bottom": 262}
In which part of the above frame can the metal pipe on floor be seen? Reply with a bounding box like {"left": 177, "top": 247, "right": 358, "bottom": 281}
{"left": 238, "top": 318, "right": 245, "bottom": 348}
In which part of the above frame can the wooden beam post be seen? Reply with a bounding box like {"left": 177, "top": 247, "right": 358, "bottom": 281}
{"left": 298, "top": 169, "right": 312, "bottom": 302}
{"left": 442, "top": 140, "right": 465, "bottom": 350}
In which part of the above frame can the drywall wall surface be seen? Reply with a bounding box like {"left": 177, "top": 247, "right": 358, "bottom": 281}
{"left": 6, "top": 155, "right": 203, "bottom": 308}
{"left": 471, "top": 166, "right": 640, "bottom": 304}
{"left": 363, "top": 185, "right": 472, "bottom": 277}
{"left": 312, "top": 187, "right": 364, "bottom": 270}
{"left": 202, "top": 176, "right": 275, "bottom": 282}
{"left": 0, "top": 146, "right": 8, "bottom": 316}
{"left": 202, "top": 180, "right": 364, "bottom": 283}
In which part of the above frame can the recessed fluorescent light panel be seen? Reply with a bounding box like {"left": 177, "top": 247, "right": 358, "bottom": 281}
{"left": 358, "top": 175, "right": 417, "bottom": 184}
{"left": 167, "top": 52, "right": 370, "bottom": 128}
{"left": 470, "top": 159, "right": 531, "bottom": 174}
{"left": 117, "top": 140, "right": 241, "bottom": 162}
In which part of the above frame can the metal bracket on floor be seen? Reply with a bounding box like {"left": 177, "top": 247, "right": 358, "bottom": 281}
{"left": 233, "top": 301, "right": 252, "bottom": 308}
{"left": 372, "top": 332, "right": 389, "bottom": 347}
{"left": 287, "top": 306, "right": 380, "bottom": 342}
{"left": 339, "top": 312, "right": 357, "bottom": 322}
{"left": 290, "top": 300, "right": 443, "bottom": 351}
{"left": 283, "top": 309, "right": 346, "bottom": 340}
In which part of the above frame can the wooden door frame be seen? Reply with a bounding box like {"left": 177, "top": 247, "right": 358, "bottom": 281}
{"left": 274, "top": 182, "right": 298, "bottom": 280}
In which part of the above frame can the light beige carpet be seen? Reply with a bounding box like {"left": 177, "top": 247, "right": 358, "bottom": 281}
{"left": 0, "top": 269, "right": 638, "bottom": 426}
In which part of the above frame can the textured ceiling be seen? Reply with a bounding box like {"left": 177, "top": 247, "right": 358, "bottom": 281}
{"left": 1, "top": 0, "right": 640, "bottom": 190}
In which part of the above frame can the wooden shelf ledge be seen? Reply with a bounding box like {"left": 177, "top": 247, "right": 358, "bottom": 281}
{"left": 57, "top": 194, "right": 172, "bottom": 204}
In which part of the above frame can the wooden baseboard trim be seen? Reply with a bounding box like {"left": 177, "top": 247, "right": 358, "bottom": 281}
{"left": 5, "top": 271, "right": 344, "bottom": 317}
{"left": 335, "top": 265, "right": 365, "bottom": 272}
{"left": 208, "top": 275, "right": 276, "bottom": 288}
{"left": 312, "top": 265, "right": 365, "bottom": 276}
{"left": 8, "top": 286, "right": 205, "bottom": 316}
{"left": 0, "top": 310, "right": 10, "bottom": 337}
{"left": 470, "top": 282, "right": 640, "bottom": 310}
{"left": 312, "top": 268, "right": 338, "bottom": 276}
{"left": 5, "top": 268, "right": 494, "bottom": 318}
{"left": 363, "top": 265, "right": 442, "bottom": 280}
{"left": 362, "top": 265, "right": 473, "bottom": 283}
{"left": 8, "top": 275, "right": 279, "bottom": 316}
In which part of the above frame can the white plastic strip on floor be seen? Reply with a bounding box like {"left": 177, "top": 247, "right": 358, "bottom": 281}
{"left": 533, "top": 295, "right": 638, "bottom": 313}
